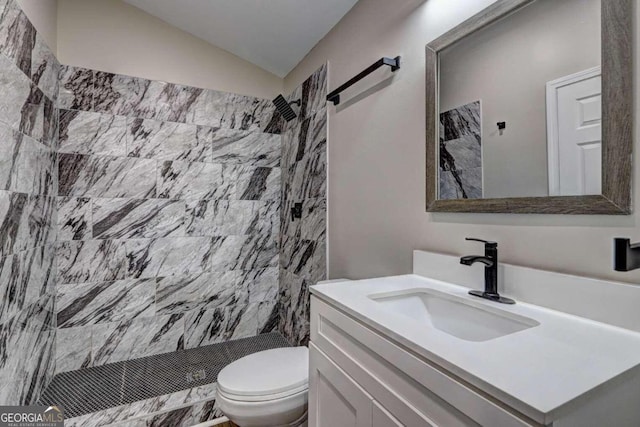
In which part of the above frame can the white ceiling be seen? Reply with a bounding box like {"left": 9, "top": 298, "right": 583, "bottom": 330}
{"left": 123, "top": 0, "right": 358, "bottom": 78}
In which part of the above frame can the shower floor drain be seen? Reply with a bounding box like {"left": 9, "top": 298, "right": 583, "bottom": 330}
{"left": 38, "top": 333, "right": 291, "bottom": 418}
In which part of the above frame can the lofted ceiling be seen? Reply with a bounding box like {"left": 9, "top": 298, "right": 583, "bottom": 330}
{"left": 123, "top": 0, "right": 358, "bottom": 78}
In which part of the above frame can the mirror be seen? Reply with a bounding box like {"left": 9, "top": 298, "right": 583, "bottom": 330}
{"left": 426, "top": 0, "right": 632, "bottom": 214}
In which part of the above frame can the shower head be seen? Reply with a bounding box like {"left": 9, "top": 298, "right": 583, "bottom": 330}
{"left": 272, "top": 95, "right": 300, "bottom": 122}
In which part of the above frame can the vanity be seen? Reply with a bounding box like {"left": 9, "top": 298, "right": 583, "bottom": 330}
{"left": 306, "top": 0, "right": 640, "bottom": 424}
{"left": 308, "top": 251, "right": 640, "bottom": 426}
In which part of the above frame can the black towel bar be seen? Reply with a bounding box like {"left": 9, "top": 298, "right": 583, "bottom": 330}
{"left": 326, "top": 56, "right": 400, "bottom": 106}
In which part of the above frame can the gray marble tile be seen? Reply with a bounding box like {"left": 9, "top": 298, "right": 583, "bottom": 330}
{"left": 92, "top": 198, "right": 185, "bottom": 240}
{"left": 121, "top": 383, "right": 219, "bottom": 426}
{"left": 30, "top": 32, "right": 58, "bottom": 102}
{"left": 246, "top": 200, "right": 279, "bottom": 239}
{"left": 284, "top": 108, "right": 327, "bottom": 200}
{"left": 57, "top": 278, "right": 156, "bottom": 327}
{"left": 232, "top": 233, "right": 278, "bottom": 271}
{"left": 156, "top": 271, "right": 238, "bottom": 316}
{"left": 42, "top": 94, "right": 56, "bottom": 146}
{"left": 55, "top": 325, "right": 91, "bottom": 374}
{"left": 280, "top": 237, "right": 326, "bottom": 284}
{"left": 281, "top": 198, "right": 325, "bottom": 241}
{"left": 93, "top": 72, "right": 170, "bottom": 119}
{"left": 138, "top": 406, "right": 193, "bottom": 427}
{"left": 183, "top": 89, "right": 275, "bottom": 132}
{"left": 257, "top": 299, "right": 279, "bottom": 335}
{"left": 236, "top": 165, "right": 281, "bottom": 201}
{"left": 63, "top": 405, "right": 129, "bottom": 427}
{"left": 191, "top": 398, "right": 223, "bottom": 425}
{"left": 299, "top": 63, "right": 327, "bottom": 119}
{"left": 278, "top": 270, "right": 311, "bottom": 346}
{"left": 184, "top": 199, "right": 255, "bottom": 237}
{"left": 278, "top": 110, "right": 327, "bottom": 352}
{"left": 0, "top": 0, "right": 35, "bottom": 76}
{"left": 240, "top": 267, "right": 278, "bottom": 304}
{"left": 227, "top": 302, "right": 261, "bottom": 341}
{"left": 208, "top": 235, "right": 245, "bottom": 272}
{"left": 56, "top": 196, "right": 91, "bottom": 240}
{"left": 63, "top": 383, "right": 219, "bottom": 427}
{"left": 0, "top": 123, "right": 55, "bottom": 196}
{"left": 211, "top": 129, "right": 281, "bottom": 167}
{"left": 439, "top": 171, "right": 462, "bottom": 199}
{"left": 439, "top": 167, "right": 483, "bottom": 200}
{"left": 127, "top": 118, "right": 212, "bottom": 163}
{"left": 56, "top": 240, "right": 127, "bottom": 284}
{"left": 282, "top": 106, "right": 326, "bottom": 169}
{"left": 14, "top": 134, "right": 56, "bottom": 196}
{"left": 0, "top": 52, "right": 36, "bottom": 132}
{"left": 183, "top": 302, "right": 259, "bottom": 349}
{"left": 58, "top": 153, "right": 157, "bottom": 199}
{"left": 0, "top": 124, "right": 21, "bottom": 192}
{"left": 439, "top": 101, "right": 483, "bottom": 200}
{"left": 0, "top": 244, "right": 55, "bottom": 322}
{"left": 0, "top": 294, "right": 55, "bottom": 405}
{"left": 58, "top": 109, "right": 128, "bottom": 156}
{"left": 0, "top": 192, "right": 56, "bottom": 255}
{"left": 19, "top": 84, "right": 48, "bottom": 144}
{"left": 125, "top": 237, "right": 214, "bottom": 279}
{"left": 58, "top": 65, "right": 93, "bottom": 110}
{"left": 91, "top": 314, "right": 184, "bottom": 366}
{"left": 440, "top": 135, "right": 482, "bottom": 171}
{"left": 157, "top": 160, "right": 234, "bottom": 200}
{"left": 440, "top": 100, "right": 481, "bottom": 143}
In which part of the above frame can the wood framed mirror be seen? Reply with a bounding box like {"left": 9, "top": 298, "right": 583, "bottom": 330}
{"left": 426, "top": 0, "right": 632, "bottom": 214}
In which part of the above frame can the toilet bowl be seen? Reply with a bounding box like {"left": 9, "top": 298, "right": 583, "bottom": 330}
{"left": 216, "top": 347, "right": 309, "bottom": 427}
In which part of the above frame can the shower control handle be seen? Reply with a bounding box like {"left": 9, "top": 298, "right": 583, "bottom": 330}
{"left": 291, "top": 203, "right": 303, "bottom": 221}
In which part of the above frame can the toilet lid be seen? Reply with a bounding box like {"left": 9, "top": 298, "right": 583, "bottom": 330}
{"left": 218, "top": 347, "right": 309, "bottom": 399}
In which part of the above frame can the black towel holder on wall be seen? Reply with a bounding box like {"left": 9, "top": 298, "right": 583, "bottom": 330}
{"left": 326, "top": 56, "right": 401, "bottom": 106}
{"left": 614, "top": 238, "right": 640, "bottom": 271}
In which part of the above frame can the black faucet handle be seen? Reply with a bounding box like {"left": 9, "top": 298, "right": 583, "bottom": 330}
{"left": 465, "top": 237, "right": 498, "bottom": 248}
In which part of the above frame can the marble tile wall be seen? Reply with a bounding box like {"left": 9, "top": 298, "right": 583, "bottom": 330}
{"left": 64, "top": 382, "right": 222, "bottom": 427}
{"left": 278, "top": 65, "right": 328, "bottom": 346}
{"left": 0, "top": 0, "right": 325, "bottom": 410}
{"left": 56, "top": 65, "right": 285, "bottom": 372}
{"left": 0, "top": 0, "right": 59, "bottom": 405}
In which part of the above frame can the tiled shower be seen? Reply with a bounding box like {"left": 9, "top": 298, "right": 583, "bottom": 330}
{"left": 0, "top": 0, "right": 326, "bottom": 424}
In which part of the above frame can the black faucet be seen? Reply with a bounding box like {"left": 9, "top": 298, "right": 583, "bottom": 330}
{"left": 460, "top": 238, "right": 515, "bottom": 304}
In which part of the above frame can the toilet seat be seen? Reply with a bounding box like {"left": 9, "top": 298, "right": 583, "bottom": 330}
{"left": 217, "top": 347, "right": 309, "bottom": 402}
{"left": 216, "top": 347, "right": 309, "bottom": 427}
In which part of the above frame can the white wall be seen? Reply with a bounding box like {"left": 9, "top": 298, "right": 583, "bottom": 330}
{"left": 440, "top": 0, "right": 601, "bottom": 198}
{"left": 56, "top": 0, "right": 283, "bottom": 99}
{"left": 285, "top": 0, "right": 640, "bottom": 284}
{"left": 17, "top": 0, "right": 58, "bottom": 52}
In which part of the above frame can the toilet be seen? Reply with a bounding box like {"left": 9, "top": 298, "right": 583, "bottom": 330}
{"left": 216, "top": 347, "right": 309, "bottom": 427}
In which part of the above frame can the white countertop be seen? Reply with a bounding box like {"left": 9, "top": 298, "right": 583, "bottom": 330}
{"left": 310, "top": 274, "right": 640, "bottom": 424}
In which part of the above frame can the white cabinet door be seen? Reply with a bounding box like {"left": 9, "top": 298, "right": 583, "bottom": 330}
{"left": 309, "top": 343, "right": 373, "bottom": 427}
{"left": 372, "top": 400, "right": 409, "bottom": 427}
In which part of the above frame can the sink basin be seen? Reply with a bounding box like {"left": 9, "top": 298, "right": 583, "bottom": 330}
{"left": 369, "top": 288, "right": 539, "bottom": 342}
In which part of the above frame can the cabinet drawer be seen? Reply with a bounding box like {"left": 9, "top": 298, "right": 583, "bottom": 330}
{"left": 311, "top": 297, "right": 543, "bottom": 427}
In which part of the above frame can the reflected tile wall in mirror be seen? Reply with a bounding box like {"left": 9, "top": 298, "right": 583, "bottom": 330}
{"left": 439, "top": 100, "right": 482, "bottom": 199}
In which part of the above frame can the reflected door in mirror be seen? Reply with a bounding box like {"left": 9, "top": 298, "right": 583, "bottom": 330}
{"left": 547, "top": 68, "right": 602, "bottom": 196}
{"left": 437, "top": 0, "right": 601, "bottom": 200}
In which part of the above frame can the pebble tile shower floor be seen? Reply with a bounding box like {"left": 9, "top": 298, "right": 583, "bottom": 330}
{"left": 38, "top": 333, "right": 291, "bottom": 418}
